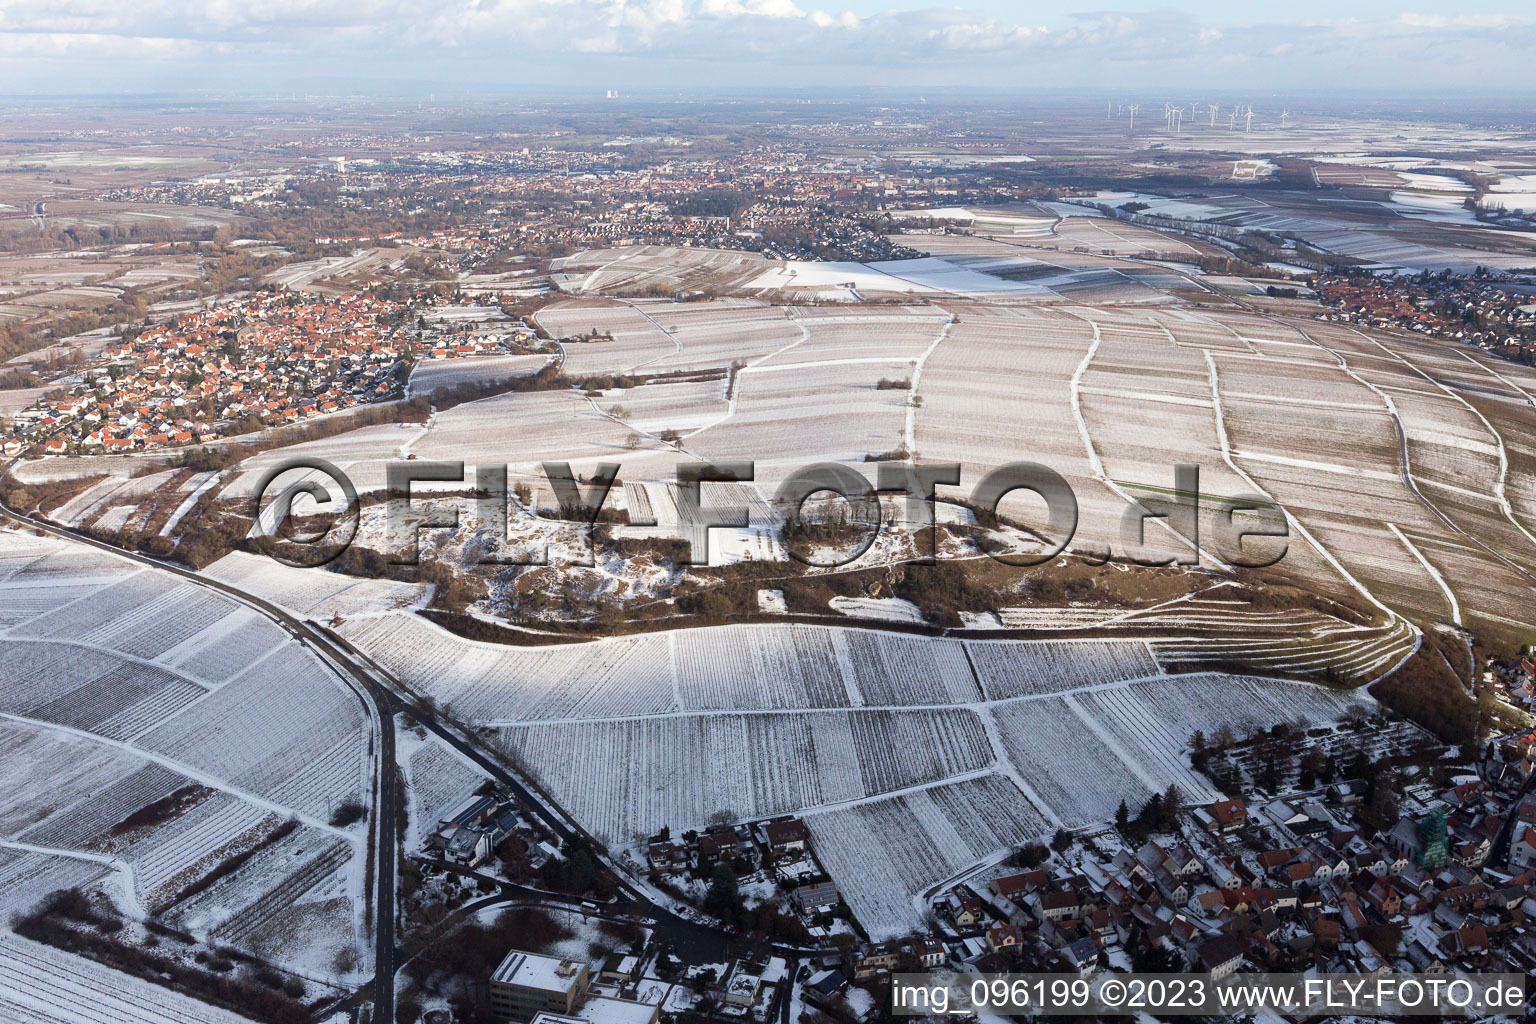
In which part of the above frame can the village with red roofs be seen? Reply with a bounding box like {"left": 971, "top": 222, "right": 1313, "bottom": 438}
{"left": 0, "top": 291, "right": 424, "bottom": 457}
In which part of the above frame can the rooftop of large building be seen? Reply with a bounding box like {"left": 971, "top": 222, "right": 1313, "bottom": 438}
{"left": 492, "top": 950, "right": 587, "bottom": 993}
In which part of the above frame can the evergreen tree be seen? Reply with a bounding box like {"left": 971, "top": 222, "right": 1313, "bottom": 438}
{"left": 705, "top": 862, "right": 740, "bottom": 923}
{"left": 1161, "top": 785, "right": 1183, "bottom": 829}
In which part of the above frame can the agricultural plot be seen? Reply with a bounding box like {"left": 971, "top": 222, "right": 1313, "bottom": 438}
{"left": 76, "top": 583, "right": 242, "bottom": 663}
{"left": 1107, "top": 672, "right": 1371, "bottom": 746}
{"left": 15, "top": 571, "right": 183, "bottom": 643}
{"left": 402, "top": 734, "right": 491, "bottom": 847}
{"left": 964, "top": 640, "right": 1159, "bottom": 699}
{"left": 201, "top": 551, "right": 427, "bottom": 619}
{"left": 1151, "top": 616, "right": 1418, "bottom": 682}
{"left": 222, "top": 421, "right": 426, "bottom": 499}
{"left": 1399, "top": 527, "right": 1536, "bottom": 639}
{"left": 691, "top": 357, "right": 911, "bottom": 487}
{"left": 0, "top": 932, "right": 258, "bottom": 1024}
{"left": 8, "top": 455, "right": 169, "bottom": 485}
{"left": 114, "top": 795, "right": 276, "bottom": 909}
{"left": 1, "top": 488, "right": 372, "bottom": 993}
{"left": 1384, "top": 373, "right": 1536, "bottom": 571}
{"left": 162, "top": 823, "right": 355, "bottom": 969}
{"left": 497, "top": 709, "right": 992, "bottom": 844}
{"left": 341, "top": 616, "right": 985, "bottom": 716}
{"left": 595, "top": 376, "right": 729, "bottom": 436}
{"left": 10, "top": 653, "right": 207, "bottom": 742}
{"left": 0, "top": 719, "right": 143, "bottom": 838}
{"left": 412, "top": 387, "right": 643, "bottom": 471}
{"left": 990, "top": 697, "right": 1158, "bottom": 827}
{"left": 139, "top": 644, "right": 368, "bottom": 822}
{"left": 1211, "top": 355, "right": 1471, "bottom": 623}
{"left": 550, "top": 246, "right": 772, "bottom": 298}
{"left": 1078, "top": 392, "right": 1260, "bottom": 564}
{"left": 677, "top": 624, "right": 982, "bottom": 707}
{"left": 0, "top": 639, "right": 128, "bottom": 715}
{"left": 409, "top": 353, "right": 549, "bottom": 395}
{"left": 0, "top": 849, "right": 109, "bottom": 922}
{"left": 637, "top": 304, "right": 807, "bottom": 375}
{"left": 1040, "top": 214, "right": 1208, "bottom": 257}
{"left": 804, "top": 774, "right": 1049, "bottom": 939}
{"left": 12, "top": 765, "right": 284, "bottom": 916}
{"left": 910, "top": 310, "right": 1132, "bottom": 553}
{"left": 15, "top": 763, "right": 190, "bottom": 855}
{"left": 755, "top": 316, "right": 946, "bottom": 366}
{"left": 340, "top": 613, "right": 675, "bottom": 721}
{"left": 164, "top": 610, "right": 293, "bottom": 685}
{"left": 46, "top": 470, "right": 184, "bottom": 529}
{"left": 0, "top": 577, "right": 124, "bottom": 626}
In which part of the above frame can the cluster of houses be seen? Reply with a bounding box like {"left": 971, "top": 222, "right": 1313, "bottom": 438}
{"left": 645, "top": 816, "right": 848, "bottom": 928}
{"left": 2, "top": 291, "right": 413, "bottom": 457}
{"left": 646, "top": 817, "right": 813, "bottom": 876}
{"left": 1316, "top": 271, "right": 1536, "bottom": 365}
{"left": 425, "top": 791, "right": 522, "bottom": 867}
{"left": 1488, "top": 654, "right": 1536, "bottom": 715}
{"left": 878, "top": 783, "right": 1536, "bottom": 987}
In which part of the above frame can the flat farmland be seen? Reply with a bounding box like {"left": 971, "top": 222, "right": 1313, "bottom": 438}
{"left": 639, "top": 303, "right": 806, "bottom": 373}
{"left": 910, "top": 309, "right": 1132, "bottom": 553}
{"left": 755, "top": 314, "right": 947, "bottom": 367}
{"left": 538, "top": 303, "right": 677, "bottom": 376}
{"left": 413, "top": 388, "right": 642, "bottom": 470}
{"left": 0, "top": 931, "right": 259, "bottom": 1024}
{"left": 551, "top": 245, "right": 772, "bottom": 296}
{"left": 222, "top": 421, "right": 426, "bottom": 500}
{"left": 596, "top": 376, "right": 729, "bottom": 436}
{"left": 408, "top": 353, "right": 550, "bottom": 395}
{"left": 201, "top": 552, "right": 427, "bottom": 620}
{"left": 689, "top": 357, "right": 911, "bottom": 486}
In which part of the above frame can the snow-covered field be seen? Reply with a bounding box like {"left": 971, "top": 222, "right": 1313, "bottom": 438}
{"left": 0, "top": 529, "right": 369, "bottom": 984}
{"left": 804, "top": 774, "right": 1048, "bottom": 940}
{"left": 0, "top": 932, "right": 258, "bottom": 1024}
{"left": 965, "top": 639, "right": 1160, "bottom": 698}
{"left": 499, "top": 708, "right": 992, "bottom": 843}
{"left": 201, "top": 551, "right": 428, "bottom": 619}
{"left": 341, "top": 609, "right": 1382, "bottom": 935}
{"left": 1477, "top": 173, "right": 1536, "bottom": 211}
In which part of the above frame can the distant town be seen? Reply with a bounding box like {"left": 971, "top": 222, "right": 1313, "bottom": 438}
{"left": 0, "top": 289, "right": 542, "bottom": 458}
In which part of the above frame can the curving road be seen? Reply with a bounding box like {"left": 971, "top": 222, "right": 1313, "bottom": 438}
{"left": 0, "top": 473, "right": 797, "bottom": 1021}
{"left": 0, "top": 483, "right": 404, "bottom": 1023}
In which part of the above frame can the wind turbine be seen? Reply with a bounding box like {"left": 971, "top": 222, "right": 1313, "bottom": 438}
{"left": 1245, "top": 107, "right": 1255, "bottom": 133}
{"left": 1280, "top": 110, "right": 1290, "bottom": 128}
{"left": 1209, "top": 102, "right": 1219, "bottom": 128}
{"left": 1128, "top": 104, "right": 1138, "bottom": 131}
{"left": 1108, "top": 100, "right": 1113, "bottom": 119}
{"left": 1229, "top": 106, "right": 1238, "bottom": 130}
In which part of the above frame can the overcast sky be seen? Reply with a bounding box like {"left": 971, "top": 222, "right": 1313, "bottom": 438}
{"left": 0, "top": 1, "right": 1530, "bottom": 96}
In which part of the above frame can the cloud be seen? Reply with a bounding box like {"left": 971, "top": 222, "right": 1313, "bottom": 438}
{"left": 0, "top": 1, "right": 1529, "bottom": 90}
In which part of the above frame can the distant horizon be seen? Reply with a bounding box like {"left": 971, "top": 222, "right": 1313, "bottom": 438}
{"left": 3, "top": 86, "right": 1536, "bottom": 119}
{"left": 0, "top": 3, "right": 1531, "bottom": 97}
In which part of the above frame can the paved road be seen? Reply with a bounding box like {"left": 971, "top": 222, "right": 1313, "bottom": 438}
{"left": 0, "top": 488, "right": 805, "bottom": 1017}
{"left": 415, "top": 855, "right": 791, "bottom": 967}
